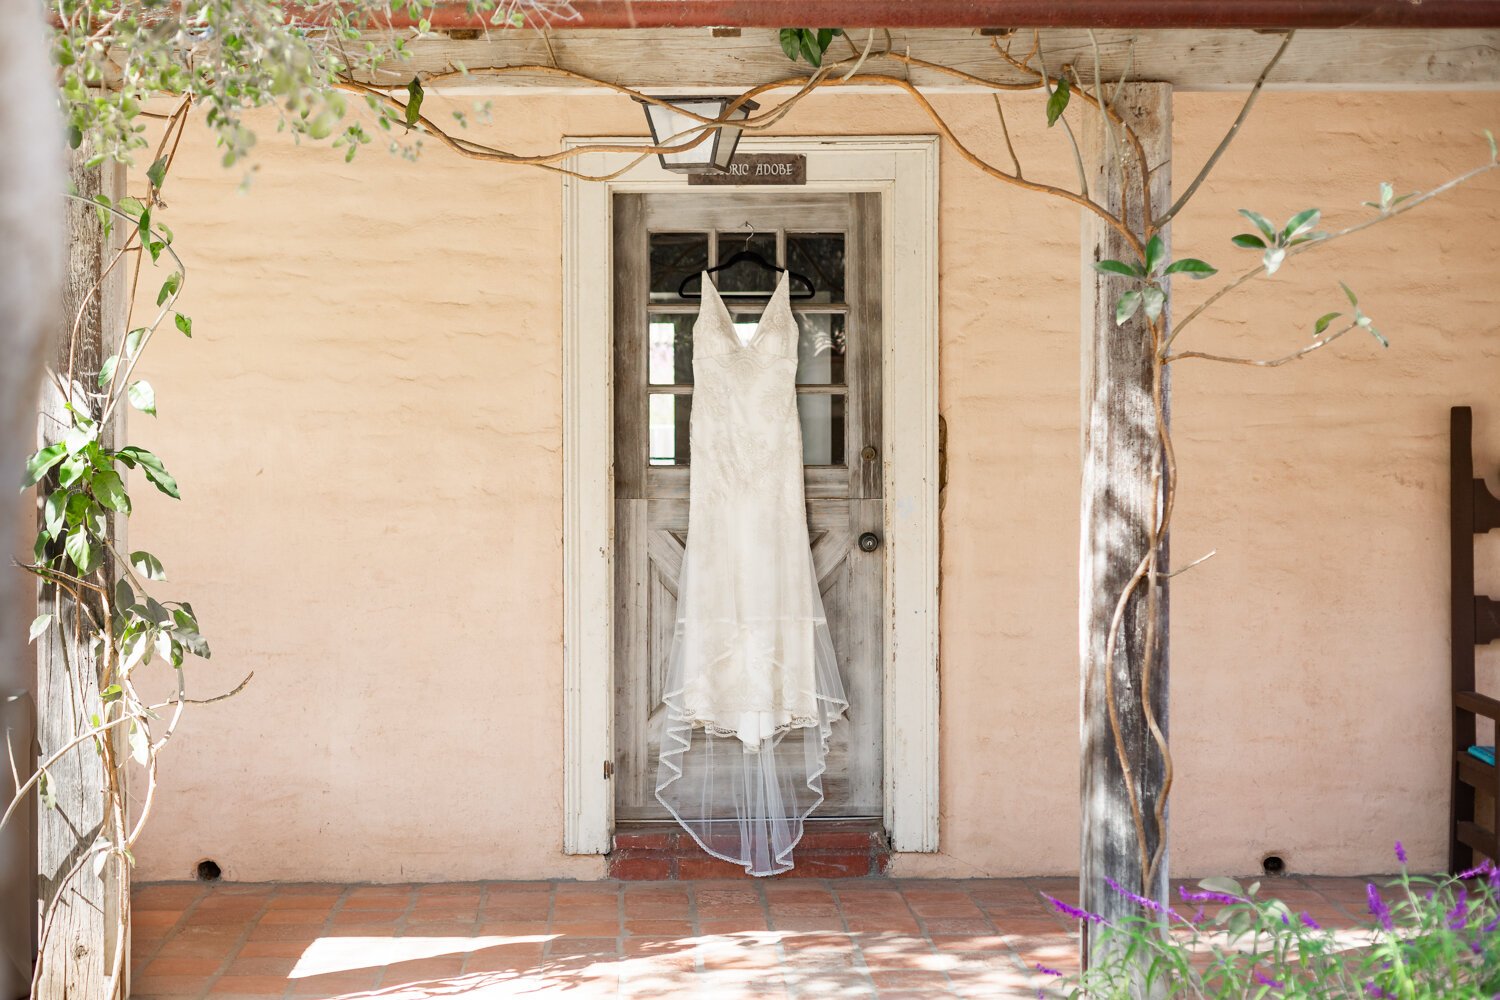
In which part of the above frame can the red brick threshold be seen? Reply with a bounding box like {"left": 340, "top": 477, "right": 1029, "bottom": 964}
{"left": 608, "top": 820, "right": 890, "bottom": 879}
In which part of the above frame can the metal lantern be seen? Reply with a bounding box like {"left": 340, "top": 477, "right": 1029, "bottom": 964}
{"left": 633, "top": 95, "right": 759, "bottom": 174}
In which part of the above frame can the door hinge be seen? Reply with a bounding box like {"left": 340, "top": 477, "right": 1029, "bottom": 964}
{"left": 603, "top": 760, "right": 614, "bottom": 779}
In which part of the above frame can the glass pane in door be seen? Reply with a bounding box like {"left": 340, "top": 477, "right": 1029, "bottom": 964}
{"left": 650, "top": 233, "right": 708, "bottom": 302}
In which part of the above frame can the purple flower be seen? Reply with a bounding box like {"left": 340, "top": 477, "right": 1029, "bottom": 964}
{"left": 1044, "top": 894, "right": 1107, "bottom": 925}
{"left": 1300, "top": 911, "right": 1321, "bottom": 930}
{"left": 1459, "top": 859, "right": 1496, "bottom": 880}
{"left": 1448, "top": 887, "right": 1470, "bottom": 931}
{"left": 1483, "top": 915, "right": 1499, "bottom": 934}
{"left": 1034, "top": 963, "right": 1063, "bottom": 977}
{"left": 1366, "top": 884, "right": 1394, "bottom": 932}
{"left": 1179, "top": 885, "right": 1243, "bottom": 906}
{"left": 1192, "top": 906, "right": 1205, "bottom": 923}
{"left": 1255, "top": 970, "right": 1283, "bottom": 989}
{"left": 1365, "top": 984, "right": 1394, "bottom": 999}
{"left": 1394, "top": 841, "right": 1407, "bottom": 864}
{"left": 1104, "top": 877, "right": 1184, "bottom": 920}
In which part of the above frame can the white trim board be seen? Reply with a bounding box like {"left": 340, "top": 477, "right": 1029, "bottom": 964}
{"left": 562, "top": 135, "right": 941, "bottom": 855}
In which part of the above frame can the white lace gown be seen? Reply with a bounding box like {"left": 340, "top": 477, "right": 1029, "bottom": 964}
{"left": 655, "top": 270, "right": 849, "bottom": 877}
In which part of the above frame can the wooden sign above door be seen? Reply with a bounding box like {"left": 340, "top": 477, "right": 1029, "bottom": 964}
{"left": 687, "top": 153, "right": 807, "bottom": 186}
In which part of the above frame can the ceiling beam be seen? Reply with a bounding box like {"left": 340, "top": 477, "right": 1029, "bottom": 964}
{"left": 372, "top": 28, "right": 1500, "bottom": 92}
{"left": 417, "top": 1, "right": 1500, "bottom": 30}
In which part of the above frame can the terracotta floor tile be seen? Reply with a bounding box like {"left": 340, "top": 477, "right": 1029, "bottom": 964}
{"left": 141, "top": 956, "right": 226, "bottom": 976}
{"left": 130, "top": 974, "right": 211, "bottom": 996}
{"left": 625, "top": 918, "right": 695, "bottom": 935}
{"left": 283, "top": 969, "right": 382, "bottom": 996}
{"left": 208, "top": 974, "right": 290, "bottom": 994}
{"left": 222, "top": 955, "right": 299, "bottom": 976}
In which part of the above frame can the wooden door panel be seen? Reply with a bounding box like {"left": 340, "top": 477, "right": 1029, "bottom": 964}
{"left": 614, "top": 192, "right": 884, "bottom": 822}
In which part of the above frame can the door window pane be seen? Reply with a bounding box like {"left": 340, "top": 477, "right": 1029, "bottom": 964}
{"left": 648, "top": 314, "right": 695, "bottom": 385}
{"left": 787, "top": 233, "right": 845, "bottom": 303}
{"left": 794, "top": 313, "right": 846, "bottom": 385}
{"left": 650, "top": 233, "right": 708, "bottom": 302}
{"left": 648, "top": 394, "right": 692, "bottom": 465}
{"left": 798, "top": 393, "right": 846, "bottom": 466}
{"left": 713, "top": 231, "right": 779, "bottom": 294}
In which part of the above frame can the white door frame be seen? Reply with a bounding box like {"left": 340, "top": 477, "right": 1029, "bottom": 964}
{"left": 562, "top": 134, "right": 940, "bottom": 854}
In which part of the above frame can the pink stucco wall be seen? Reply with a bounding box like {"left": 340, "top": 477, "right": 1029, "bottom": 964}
{"left": 121, "top": 88, "right": 1500, "bottom": 882}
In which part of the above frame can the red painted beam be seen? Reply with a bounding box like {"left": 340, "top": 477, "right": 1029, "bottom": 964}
{"left": 410, "top": 0, "right": 1500, "bottom": 30}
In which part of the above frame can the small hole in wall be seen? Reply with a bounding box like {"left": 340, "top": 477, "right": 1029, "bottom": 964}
{"left": 1262, "top": 854, "right": 1286, "bottom": 876}
{"left": 195, "top": 859, "right": 222, "bottom": 882}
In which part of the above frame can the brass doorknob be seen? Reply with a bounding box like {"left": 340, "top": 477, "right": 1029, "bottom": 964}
{"left": 861, "top": 445, "right": 878, "bottom": 463}
{"left": 858, "top": 532, "right": 880, "bottom": 552}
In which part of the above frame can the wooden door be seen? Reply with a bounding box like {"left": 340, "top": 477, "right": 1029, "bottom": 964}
{"left": 613, "top": 191, "right": 884, "bottom": 821}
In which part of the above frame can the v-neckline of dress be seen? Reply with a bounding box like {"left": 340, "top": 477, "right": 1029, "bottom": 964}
{"left": 701, "top": 269, "right": 789, "bottom": 352}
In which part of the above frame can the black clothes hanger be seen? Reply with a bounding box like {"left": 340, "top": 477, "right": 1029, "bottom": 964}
{"left": 676, "top": 227, "right": 817, "bottom": 301}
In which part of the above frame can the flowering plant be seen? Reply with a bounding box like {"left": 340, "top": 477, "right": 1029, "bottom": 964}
{"left": 1040, "top": 845, "right": 1500, "bottom": 998}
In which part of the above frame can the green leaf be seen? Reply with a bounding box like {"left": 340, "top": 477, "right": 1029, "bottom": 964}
{"left": 1093, "top": 259, "right": 1142, "bottom": 279}
{"left": 1367, "top": 324, "right": 1390, "bottom": 349}
{"left": 123, "top": 328, "right": 146, "bottom": 356}
{"left": 1486, "top": 128, "right": 1497, "bottom": 162}
{"left": 63, "top": 423, "right": 95, "bottom": 457}
{"left": 129, "top": 721, "right": 149, "bottom": 765}
{"left": 1263, "top": 246, "right": 1286, "bottom": 275}
{"left": 1313, "top": 312, "right": 1342, "bottom": 335}
{"left": 779, "top": 28, "right": 801, "bottom": 62}
{"left": 175, "top": 313, "right": 192, "bottom": 337}
{"left": 1142, "top": 285, "right": 1166, "bottom": 322}
{"left": 43, "top": 490, "right": 67, "bottom": 537}
{"left": 116, "top": 196, "right": 146, "bottom": 220}
{"left": 57, "top": 454, "right": 87, "bottom": 489}
{"left": 137, "top": 207, "right": 151, "bottom": 247}
{"left": 64, "top": 530, "right": 99, "bottom": 576}
{"left": 799, "top": 31, "right": 822, "bottom": 67}
{"left": 1045, "top": 76, "right": 1070, "bottom": 128}
{"left": 156, "top": 271, "right": 181, "bottom": 306}
{"left": 147, "top": 155, "right": 168, "bottom": 191}
{"left": 130, "top": 551, "right": 166, "bottom": 581}
{"left": 127, "top": 380, "right": 157, "bottom": 417}
{"left": 1281, "top": 208, "right": 1321, "bottom": 241}
{"left": 92, "top": 470, "right": 131, "bottom": 514}
{"left": 1163, "top": 258, "right": 1217, "bottom": 279}
{"left": 142, "top": 464, "right": 181, "bottom": 500}
{"left": 1199, "top": 876, "right": 1244, "bottom": 897}
{"left": 38, "top": 770, "right": 54, "bottom": 810}
{"left": 67, "top": 125, "right": 82, "bottom": 150}
{"left": 1231, "top": 233, "right": 1266, "bottom": 249}
{"left": 1144, "top": 235, "right": 1165, "bottom": 274}
{"left": 101, "top": 684, "right": 122, "bottom": 703}
{"left": 1237, "top": 209, "right": 1277, "bottom": 240}
{"left": 1114, "top": 290, "right": 1143, "bottom": 326}
{"left": 22, "top": 443, "right": 66, "bottom": 489}
{"left": 98, "top": 355, "right": 119, "bottom": 387}
{"left": 28, "top": 614, "right": 52, "bottom": 643}
{"left": 816, "top": 28, "right": 834, "bottom": 52}
{"left": 404, "top": 76, "right": 424, "bottom": 126}
{"left": 1340, "top": 281, "right": 1358, "bottom": 307}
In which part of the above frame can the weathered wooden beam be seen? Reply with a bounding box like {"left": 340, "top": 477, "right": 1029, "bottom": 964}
{"left": 1079, "top": 82, "right": 1172, "bottom": 968}
{"left": 0, "top": 4, "right": 65, "bottom": 995}
{"left": 34, "top": 143, "right": 126, "bottom": 1000}
{"left": 414, "top": 0, "right": 1500, "bottom": 31}
{"left": 374, "top": 28, "right": 1500, "bottom": 92}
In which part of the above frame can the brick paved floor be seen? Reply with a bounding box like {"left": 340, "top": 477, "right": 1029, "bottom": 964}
{"left": 127, "top": 876, "right": 1374, "bottom": 999}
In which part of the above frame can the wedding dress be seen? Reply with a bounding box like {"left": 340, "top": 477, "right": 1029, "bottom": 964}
{"left": 655, "top": 269, "right": 849, "bottom": 877}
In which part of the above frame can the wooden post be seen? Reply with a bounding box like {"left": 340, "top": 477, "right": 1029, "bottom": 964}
{"left": 0, "top": 4, "right": 66, "bottom": 996}
{"left": 1079, "top": 82, "right": 1173, "bottom": 967}
{"left": 34, "top": 143, "right": 127, "bottom": 1000}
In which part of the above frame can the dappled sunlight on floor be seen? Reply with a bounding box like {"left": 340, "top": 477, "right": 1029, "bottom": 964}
{"left": 127, "top": 876, "right": 1372, "bottom": 999}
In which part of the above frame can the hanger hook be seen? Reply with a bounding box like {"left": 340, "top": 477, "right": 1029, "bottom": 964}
{"left": 740, "top": 220, "right": 755, "bottom": 250}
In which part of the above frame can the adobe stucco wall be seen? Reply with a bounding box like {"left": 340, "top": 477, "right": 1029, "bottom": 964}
{"left": 124, "top": 87, "right": 1500, "bottom": 883}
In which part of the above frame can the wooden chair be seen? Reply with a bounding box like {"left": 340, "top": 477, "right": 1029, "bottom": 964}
{"left": 1451, "top": 405, "right": 1500, "bottom": 871}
